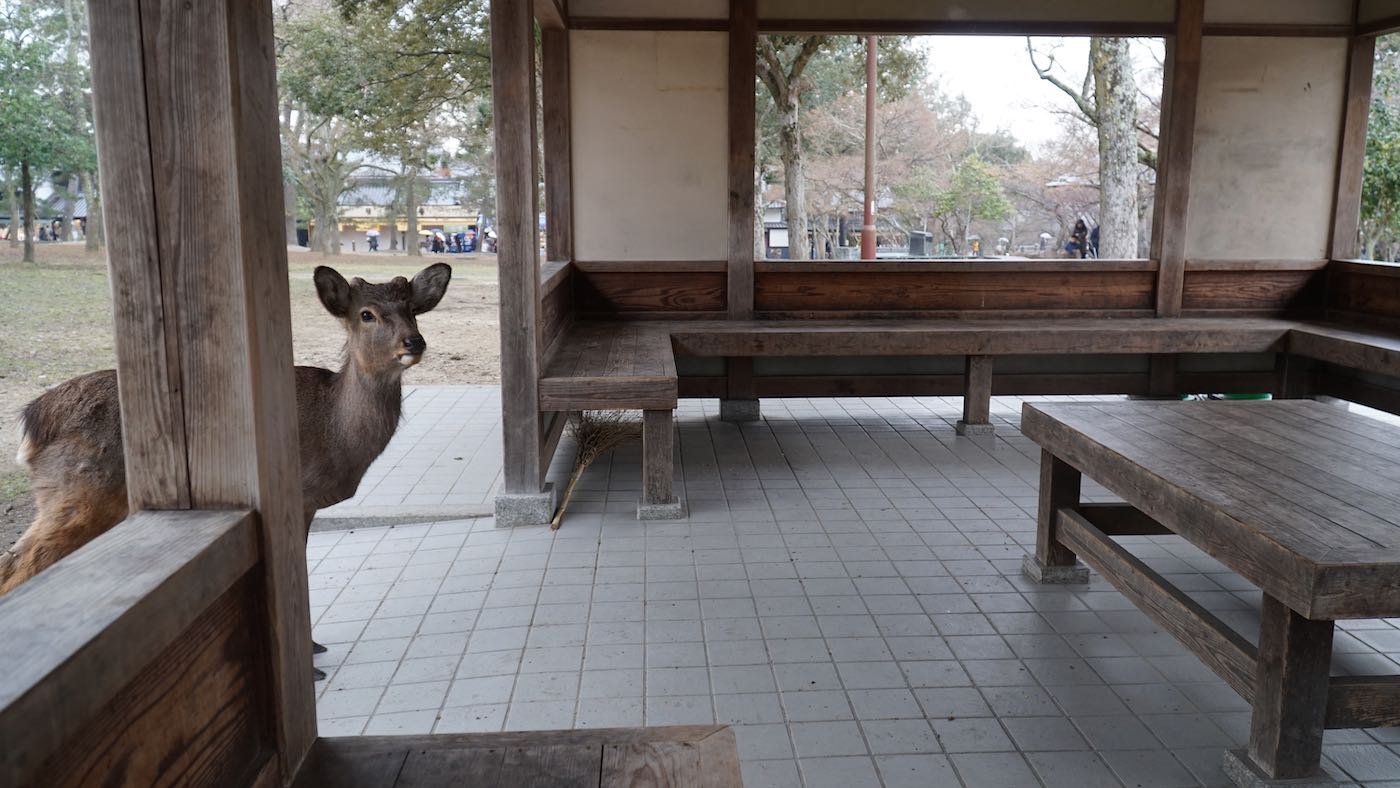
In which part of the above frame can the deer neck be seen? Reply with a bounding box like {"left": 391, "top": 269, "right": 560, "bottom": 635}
{"left": 330, "top": 362, "right": 404, "bottom": 459}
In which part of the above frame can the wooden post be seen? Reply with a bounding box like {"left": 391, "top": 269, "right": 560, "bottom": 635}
{"left": 87, "top": 0, "right": 316, "bottom": 779}
{"left": 1154, "top": 0, "right": 1204, "bottom": 317}
{"left": 727, "top": 0, "right": 756, "bottom": 319}
{"left": 542, "top": 27, "right": 573, "bottom": 263}
{"left": 1023, "top": 450, "right": 1089, "bottom": 583}
{"left": 1330, "top": 35, "right": 1376, "bottom": 261}
{"left": 640, "top": 409, "right": 683, "bottom": 520}
{"left": 721, "top": 357, "right": 760, "bottom": 422}
{"left": 1243, "top": 595, "right": 1334, "bottom": 780}
{"left": 492, "top": 0, "right": 552, "bottom": 524}
{"left": 955, "top": 355, "right": 994, "bottom": 436}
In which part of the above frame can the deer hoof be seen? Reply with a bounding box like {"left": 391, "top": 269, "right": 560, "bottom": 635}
{"left": 312, "top": 640, "right": 328, "bottom": 654}
{"left": 314, "top": 666, "right": 327, "bottom": 682}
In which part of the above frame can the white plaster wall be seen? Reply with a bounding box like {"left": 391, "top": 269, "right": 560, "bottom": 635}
{"left": 569, "top": 0, "right": 727, "bottom": 19}
{"left": 571, "top": 30, "right": 728, "bottom": 261}
{"left": 1205, "top": 0, "right": 1353, "bottom": 25}
{"left": 757, "top": 0, "right": 1173, "bottom": 22}
{"left": 1184, "top": 37, "right": 1347, "bottom": 261}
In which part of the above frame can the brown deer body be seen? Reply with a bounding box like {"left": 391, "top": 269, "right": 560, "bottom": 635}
{"left": 2, "top": 263, "right": 452, "bottom": 595}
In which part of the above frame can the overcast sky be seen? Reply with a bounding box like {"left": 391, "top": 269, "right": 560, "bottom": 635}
{"left": 920, "top": 36, "right": 1164, "bottom": 153}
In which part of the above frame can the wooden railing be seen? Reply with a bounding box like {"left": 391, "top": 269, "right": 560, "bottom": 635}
{"left": 0, "top": 510, "right": 270, "bottom": 787}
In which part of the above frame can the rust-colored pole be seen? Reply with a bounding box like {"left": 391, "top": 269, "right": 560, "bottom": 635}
{"left": 861, "top": 35, "right": 877, "bottom": 260}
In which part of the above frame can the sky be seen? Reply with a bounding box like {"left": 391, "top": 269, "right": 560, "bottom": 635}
{"left": 919, "top": 36, "right": 1164, "bottom": 153}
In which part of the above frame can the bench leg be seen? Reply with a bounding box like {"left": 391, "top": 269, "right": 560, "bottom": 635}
{"left": 1022, "top": 450, "right": 1089, "bottom": 584}
{"left": 638, "top": 409, "right": 684, "bottom": 520}
{"left": 721, "top": 358, "right": 760, "bottom": 422}
{"left": 1223, "top": 595, "right": 1334, "bottom": 786}
{"left": 955, "top": 355, "right": 994, "bottom": 436}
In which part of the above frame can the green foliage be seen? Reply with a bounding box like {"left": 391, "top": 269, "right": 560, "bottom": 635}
{"left": 897, "top": 153, "right": 1011, "bottom": 254}
{"left": 1362, "top": 36, "right": 1400, "bottom": 259}
{"left": 0, "top": 4, "right": 83, "bottom": 177}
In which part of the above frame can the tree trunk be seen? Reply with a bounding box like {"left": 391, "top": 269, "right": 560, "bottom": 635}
{"left": 21, "top": 161, "right": 35, "bottom": 263}
{"left": 1090, "top": 37, "right": 1139, "bottom": 259}
{"left": 284, "top": 177, "right": 298, "bottom": 246}
{"left": 778, "top": 91, "right": 808, "bottom": 261}
{"left": 7, "top": 172, "right": 18, "bottom": 248}
{"left": 63, "top": 174, "right": 78, "bottom": 242}
{"left": 753, "top": 161, "right": 766, "bottom": 259}
{"left": 405, "top": 173, "right": 420, "bottom": 257}
{"left": 82, "top": 171, "right": 103, "bottom": 252}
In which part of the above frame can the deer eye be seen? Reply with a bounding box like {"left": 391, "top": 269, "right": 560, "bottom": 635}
{"left": 360, "top": 310, "right": 375, "bottom": 323}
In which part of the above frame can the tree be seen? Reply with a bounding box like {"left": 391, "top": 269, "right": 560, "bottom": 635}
{"left": 1362, "top": 37, "right": 1400, "bottom": 260}
{"left": 756, "top": 35, "right": 926, "bottom": 259}
{"left": 1029, "top": 37, "right": 1159, "bottom": 257}
{"left": 0, "top": 3, "right": 78, "bottom": 263}
{"left": 897, "top": 153, "right": 1011, "bottom": 255}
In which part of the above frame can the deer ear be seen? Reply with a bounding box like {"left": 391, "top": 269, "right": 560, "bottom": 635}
{"left": 314, "top": 266, "right": 353, "bottom": 318}
{"left": 410, "top": 263, "right": 452, "bottom": 315}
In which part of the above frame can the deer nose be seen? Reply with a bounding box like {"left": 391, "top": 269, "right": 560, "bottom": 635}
{"left": 404, "top": 335, "right": 426, "bottom": 355}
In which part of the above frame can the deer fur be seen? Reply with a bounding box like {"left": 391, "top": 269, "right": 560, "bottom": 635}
{"left": 1, "top": 263, "right": 452, "bottom": 594}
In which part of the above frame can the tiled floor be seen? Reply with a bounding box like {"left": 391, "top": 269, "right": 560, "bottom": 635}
{"left": 308, "top": 392, "right": 1400, "bottom": 787}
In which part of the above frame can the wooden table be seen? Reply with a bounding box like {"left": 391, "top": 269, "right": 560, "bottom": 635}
{"left": 1020, "top": 400, "right": 1400, "bottom": 786}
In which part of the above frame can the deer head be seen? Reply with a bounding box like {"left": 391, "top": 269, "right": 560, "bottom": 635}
{"left": 313, "top": 263, "right": 453, "bottom": 376}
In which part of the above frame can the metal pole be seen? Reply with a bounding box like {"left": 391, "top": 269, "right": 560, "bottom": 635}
{"left": 861, "top": 35, "right": 877, "bottom": 260}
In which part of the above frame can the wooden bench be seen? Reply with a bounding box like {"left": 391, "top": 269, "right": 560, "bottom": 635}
{"left": 540, "top": 317, "right": 1330, "bottom": 518}
{"left": 1020, "top": 400, "right": 1400, "bottom": 785}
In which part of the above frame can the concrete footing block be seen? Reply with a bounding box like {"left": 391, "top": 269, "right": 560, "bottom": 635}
{"left": 494, "top": 484, "right": 556, "bottom": 527}
{"left": 638, "top": 497, "right": 686, "bottom": 520}
{"left": 954, "top": 420, "right": 995, "bottom": 436}
{"left": 1021, "top": 554, "right": 1090, "bottom": 584}
{"left": 1222, "top": 750, "right": 1336, "bottom": 788}
{"left": 720, "top": 398, "right": 761, "bottom": 423}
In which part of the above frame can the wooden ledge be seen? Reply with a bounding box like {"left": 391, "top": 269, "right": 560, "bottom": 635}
{"left": 295, "top": 726, "right": 742, "bottom": 788}
{"left": 0, "top": 509, "right": 257, "bottom": 785}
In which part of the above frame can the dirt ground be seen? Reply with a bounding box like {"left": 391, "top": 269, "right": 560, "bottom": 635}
{"left": 0, "top": 242, "right": 501, "bottom": 549}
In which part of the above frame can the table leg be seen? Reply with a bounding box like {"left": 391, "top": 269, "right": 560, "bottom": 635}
{"left": 1022, "top": 450, "right": 1088, "bottom": 584}
{"left": 1226, "top": 595, "right": 1335, "bottom": 784}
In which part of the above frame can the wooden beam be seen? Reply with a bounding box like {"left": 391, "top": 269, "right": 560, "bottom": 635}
{"left": 1155, "top": 0, "right": 1204, "bottom": 317}
{"left": 957, "top": 355, "right": 993, "bottom": 434}
{"left": 0, "top": 511, "right": 256, "bottom": 786}
{"left": 493, "top": 0, "right": 544, "bottom": 494}
{"left": 1201, "top": 23, "right": 1353, "bottom": 37}
{"left": 1327, "top": 675, "right": 1400, "bottom": 728}
{"left": 1358, "top": 12, "right": 1400, "bottom": 36}
{"left": 1075, "top": 503, "right": 1174, "bottom": 536}
{"left": 1330, "top": 36, "right": 1376, "bottom": 260}
{"left": 533, "top": 0, "right": 567, "bottom": 29}
{"left": 727, "top": 0, "right": 757, "bottom": 319}
{"left": 542, "top": 28, "right": 573, "bottom": 263}
{"left": 758, "top": 19, "right": 1172, "bottom": 36}
{"left": 1056, "top": 508, "right": 1259, "bottom": 699}
{"left": 88, "top": 0, "right": 316, "bottom": 777}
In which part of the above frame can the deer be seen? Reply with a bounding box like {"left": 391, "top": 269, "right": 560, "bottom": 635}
{"left": 3, "top": 263, "right": 453, "bottom": 622}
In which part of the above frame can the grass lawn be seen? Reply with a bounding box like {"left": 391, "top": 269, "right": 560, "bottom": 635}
{"left": 0, "top": 241, "right": 501, "bottom": 544}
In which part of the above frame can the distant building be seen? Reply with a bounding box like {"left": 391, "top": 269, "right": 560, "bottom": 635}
{"left": 329, "top": 173, "right": 485, "bottom": 252}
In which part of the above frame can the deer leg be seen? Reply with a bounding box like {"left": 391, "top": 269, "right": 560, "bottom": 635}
{"left": 0, "top": 484, "right": 126, "bottom": 595}
{"left": 303, "top": 507, "right": 329, "bottom": 673}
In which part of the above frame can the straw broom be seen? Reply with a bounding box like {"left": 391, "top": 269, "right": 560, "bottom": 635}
{"left": 551, "top": 411, "right": 642, "bottom": 530}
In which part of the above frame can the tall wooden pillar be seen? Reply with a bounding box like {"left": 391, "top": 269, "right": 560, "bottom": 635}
{"left": 493, "top": 0, "right": 553, "bottom": 523}
{"left": 87, "top": 0, "right": 316, "bottom": 779}
{"left": 727, "top": 0, "right": 757, "bottom": 319}
{"left": 1154, "top": 0, "right": 1204, "bottom": 317}
{"left": 542, "top": 27, "right": 573, "bottom": 263}
{"left": 1330, "top": 35, "right": 1376, "bottom": 261}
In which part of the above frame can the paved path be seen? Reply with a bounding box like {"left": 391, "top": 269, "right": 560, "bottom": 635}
{"left": 308, "top": 390, "right": 1400, "bottom": 787}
